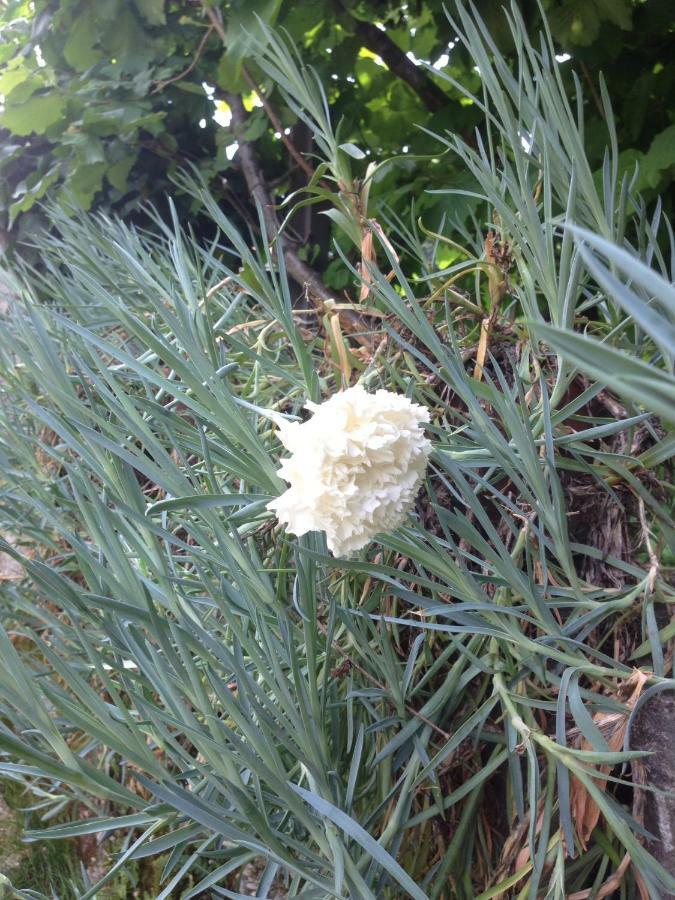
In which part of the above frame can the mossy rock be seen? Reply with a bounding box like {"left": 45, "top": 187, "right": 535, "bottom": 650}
{"left": 0, "top": 783, "right": 179, "bottom": 899}
{"left": 0, "top": 785, "right": 80, "bottom": 899}
{"left": 0, "top": 796, "right": 25, "bottom": 877}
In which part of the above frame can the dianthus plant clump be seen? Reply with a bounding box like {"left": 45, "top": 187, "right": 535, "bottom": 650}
{"left": 267, "top": 385, "right": 431, "bottom": 556}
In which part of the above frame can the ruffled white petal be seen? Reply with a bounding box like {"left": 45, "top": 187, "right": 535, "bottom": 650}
{"left": 267, "top": 385, "right": 431, "bottom": 556}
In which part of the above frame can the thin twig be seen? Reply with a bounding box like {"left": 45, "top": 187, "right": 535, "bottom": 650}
{"left": 241, "top": 65, "right": 317, "bottom": 181}
{"left": 204, "top": 5, "right": 325, "bottom": 191}
{"left": 203, "top": 4, "right": 227, "bottom": 42}
{"left": 152, "top": 25, "right": 215, "bottom": 94}
{"left": 579, "top": 61, "right": 605, "bottom": 121}
{"left": 202, "top": 3, "right": 363, "bottom": 322}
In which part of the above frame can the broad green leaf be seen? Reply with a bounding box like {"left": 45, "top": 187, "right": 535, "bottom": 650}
{"left": 217, "top": 52, "right": 248, "bottom": 94}
{"left": 641, "top": 123, "right": 675, "bottom": 188}
{"left": 227, "top": 0, "right": 282, "bottom": 61}
{"left": 133, "top": 0, "right": 166, "bottom": 26}
{"left": 0, "top": 62, "right": 33, "bottom": 97}
{"left": 106, "top": 153, "right": 136, "bottom": 191}
{"left": 63, "top": 160, "right": 107, "bottom": 208}
{"left": 63, "top": 12, "right": 102, "bottom": 71}
{"left": 8, "top": 168, "right": 60, "bottom": 225}
{"left": 1, "top": 94, "right": 67, "bottom": 136}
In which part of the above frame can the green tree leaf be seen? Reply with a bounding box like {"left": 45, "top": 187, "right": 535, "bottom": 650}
{"left": 64, "top": 161, "right": 107, "bottom": 208}
{"left": 132, "top": 0, "right": 165, "bottom": 26}
{"left": 216, "top": 51, "right": 248, "bottom": 94}
{"left": 106, "top": 154, "right": 136, "bottom": 191}
{"left": 63, "top": 12, "right": 102, "bottom": 71}
{"left": 0, "top": 62, "right": 33, "bottom": 97}
{"left": 226, "top": 0, "right": 282, "bottom": 61}
{"left": 9, "top": 168, "right": 60, "bottom": 225}
{"left": 1, "top": 94, "right": 67, "bottom": 136}
{"left": 638, "top": 123, "right": 675, "bottom": 189}
{"left": 594, "top": 0, "right": 632, "bottom": 31}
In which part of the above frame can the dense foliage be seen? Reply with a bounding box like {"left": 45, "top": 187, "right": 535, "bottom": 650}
{"left": 0, "top": 2, "right": 674, "bottom": 898}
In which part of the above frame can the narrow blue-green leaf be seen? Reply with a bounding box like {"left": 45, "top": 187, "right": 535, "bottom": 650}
{"left": 289, "top": 784, "right": 429, "bottom": 900}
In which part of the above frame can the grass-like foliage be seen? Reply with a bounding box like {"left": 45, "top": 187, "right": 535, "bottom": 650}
{"left": 0, "top": 3, "right": 674, "bottom": 898}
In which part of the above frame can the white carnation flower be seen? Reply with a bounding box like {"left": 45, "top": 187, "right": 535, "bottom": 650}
{"left": 267, "top": 385, "right": 431, "bottom": 556}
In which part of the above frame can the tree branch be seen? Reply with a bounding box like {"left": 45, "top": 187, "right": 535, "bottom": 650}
{"left": 224, "top": 92, "right": 341, "bottom": 307}
{"left": 241, "top": 65, "right": 317, "bottom": 182}
{"left": 336, "top": 1, "right": 449, "bottom": 113}
{"left": 202, "top": 4, "right": 343, "bottom": 308}
{"left": 151, "top": 24, "right": 215, "bottom": 94}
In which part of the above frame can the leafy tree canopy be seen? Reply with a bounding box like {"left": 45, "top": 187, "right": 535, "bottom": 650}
{"left": 0, "top": 0, "right": 673, "bottom": 282}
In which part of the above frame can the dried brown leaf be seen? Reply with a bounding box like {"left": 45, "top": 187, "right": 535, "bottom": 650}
{"left": 569, "top": 669, "right": 651, "bottom": 848}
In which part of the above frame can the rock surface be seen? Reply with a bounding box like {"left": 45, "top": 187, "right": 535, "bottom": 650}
{"left": 632, "top": 689, "right": 675, "bottom": 898}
